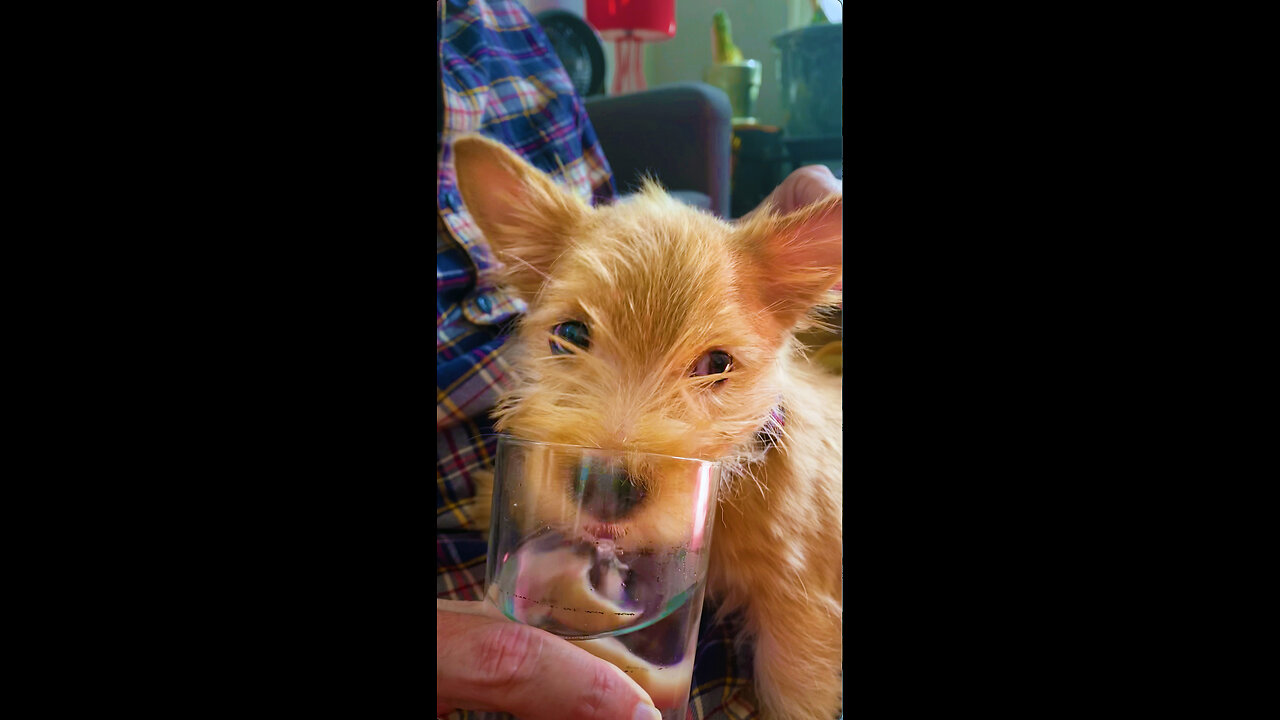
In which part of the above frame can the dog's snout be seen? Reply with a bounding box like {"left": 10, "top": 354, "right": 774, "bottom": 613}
{"left": 573, "top": 464, "right": 646, "bottom": 521}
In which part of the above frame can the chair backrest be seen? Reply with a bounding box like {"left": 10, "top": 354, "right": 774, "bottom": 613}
{"left": 584, "top": 83, "right": 733, "bottom": 218}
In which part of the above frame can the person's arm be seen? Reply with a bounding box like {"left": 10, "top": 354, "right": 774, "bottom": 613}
{"left": 437, "top": 600, "right": 661, "bottom": 720}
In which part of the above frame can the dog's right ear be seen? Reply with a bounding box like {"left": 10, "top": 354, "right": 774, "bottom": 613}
{"left": 452, "top": 134, "right": 589, "bottom": 299}
{"left": 734, "top": 193, "right": 842, "bottom": 331}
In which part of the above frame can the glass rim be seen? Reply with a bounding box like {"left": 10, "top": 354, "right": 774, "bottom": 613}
{"left": 495, "top": 433, "right": 721, "bottom": 468}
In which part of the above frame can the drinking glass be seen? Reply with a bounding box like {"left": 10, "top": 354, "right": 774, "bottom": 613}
{"left": 484, "top": 435, "right": 721, "bottom": 720}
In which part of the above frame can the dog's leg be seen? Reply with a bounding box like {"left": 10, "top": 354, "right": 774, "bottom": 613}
{"left": 712, "top": 460, "right": 843, "bottom": 719}
{"left": 711, "top": 530, "right": 843, "bottom": 720}
{"left": 748, "top": 588, "right": 843, "bottom": 720}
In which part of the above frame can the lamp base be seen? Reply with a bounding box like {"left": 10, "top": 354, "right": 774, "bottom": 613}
{"left": 611, "top": 37, "right": 647, "bottom": 95}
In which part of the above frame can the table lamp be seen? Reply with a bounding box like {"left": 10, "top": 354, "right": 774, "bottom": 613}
{"left": 585, "top": 0, "right": 676, "bottom": 95}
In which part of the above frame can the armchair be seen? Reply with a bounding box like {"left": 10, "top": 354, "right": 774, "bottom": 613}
{"left": 584, "top": 83, "right": 733, "bottom": 218}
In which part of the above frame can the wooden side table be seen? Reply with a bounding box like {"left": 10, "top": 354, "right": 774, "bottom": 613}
{"left": 730, "top": 128, "right": 843, "bottom": 219}
{"left": 784, "top": 135, "right": 843, "bottom": 179}
{"left": 729, "top": 124, "right": 789, "bottom": 219}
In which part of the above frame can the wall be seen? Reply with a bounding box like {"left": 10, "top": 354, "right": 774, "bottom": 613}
{"left": 518, "top": 0, "right": 837, "bottom": 124}
{"left": 645, "top": 0, "right": 812, "bottom": 127}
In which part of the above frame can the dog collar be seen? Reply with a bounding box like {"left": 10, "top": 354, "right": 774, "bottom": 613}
{"left": 754, "top": 404, "right": 786, "bottom": 450}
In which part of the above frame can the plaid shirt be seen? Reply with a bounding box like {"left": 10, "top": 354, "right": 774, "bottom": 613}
{"left": 436, "top": 2, "right": 761, "bottom": 718}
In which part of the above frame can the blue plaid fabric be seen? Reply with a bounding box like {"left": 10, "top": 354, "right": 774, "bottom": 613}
{"left": 436, "top": 2, "right": 760, "bottom": 718}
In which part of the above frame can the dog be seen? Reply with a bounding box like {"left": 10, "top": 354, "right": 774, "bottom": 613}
{"left": 453, "top": 134, "right": 842, "bottom": 720}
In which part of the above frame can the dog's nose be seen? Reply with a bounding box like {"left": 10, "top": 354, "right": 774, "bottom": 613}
{"left": 573, "top": 464, "right": 646, "bottom": 521}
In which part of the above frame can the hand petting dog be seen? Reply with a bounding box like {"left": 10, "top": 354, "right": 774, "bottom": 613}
{"left": 750, "top": 164, "right": 844, "bottom": 218}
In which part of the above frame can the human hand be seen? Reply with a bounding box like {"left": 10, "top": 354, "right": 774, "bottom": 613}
{"left": 437, "top": 599, "right": 662, "bottom": 720}
{"left": 745, "top": 164, "right": 843, "bottom": 218}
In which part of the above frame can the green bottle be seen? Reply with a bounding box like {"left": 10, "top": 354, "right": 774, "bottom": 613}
{"left": 811, "top": 0, "right": 830, "bottom": 25}
{"left": 712, "top": 9, "right": 745, "bottom": 65}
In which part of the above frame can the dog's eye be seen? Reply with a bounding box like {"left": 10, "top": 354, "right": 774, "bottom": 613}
{"left": 550, "top": 321, "right": 590, "bottom": 355}
{"left": 692, "top": 350, "right": 733, "bottom": 381}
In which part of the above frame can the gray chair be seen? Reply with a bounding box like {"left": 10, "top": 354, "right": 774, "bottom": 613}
{"left": 584, "top": 83, "right": 733, "bottom": 218}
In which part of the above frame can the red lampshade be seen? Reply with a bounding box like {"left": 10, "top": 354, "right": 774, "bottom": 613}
{"left": 585, "top": 0, "right": 676, "bottom": 42}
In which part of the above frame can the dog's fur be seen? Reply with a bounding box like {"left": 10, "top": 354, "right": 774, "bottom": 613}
{"left": 453, "top": 135, "right": 842, "bottom": 720}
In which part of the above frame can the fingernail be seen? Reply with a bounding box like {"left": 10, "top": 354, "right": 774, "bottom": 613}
{"left": 633, "top": 703, "right": 662, "bottom": 720}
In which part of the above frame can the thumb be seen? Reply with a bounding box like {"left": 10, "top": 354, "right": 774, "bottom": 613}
{"left": 437, "top": 604, "right": 662, "bottom": 720}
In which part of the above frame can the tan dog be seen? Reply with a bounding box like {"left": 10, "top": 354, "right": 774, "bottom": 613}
{"left": 454, "top": 134, "right": 842, "bottom": 720}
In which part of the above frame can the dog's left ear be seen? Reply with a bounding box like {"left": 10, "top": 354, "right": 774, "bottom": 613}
{"left": 736, "top": 194, "right": 842, "bottom": 329}
{"left": 452, "top": 134, "right": 590, "bottom": 300}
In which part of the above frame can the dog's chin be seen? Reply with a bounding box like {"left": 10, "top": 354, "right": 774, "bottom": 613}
{"left": 564, "top": 521, "right": 650, "bottom": 555}
{"left": 556, "top": 511, "right": 689, "bottom": 556}
{"left": 580, "top": 521, "right": 626, "bottom": 540}
{"left": 530, "top": 517, "right": 676, "bottom": 557}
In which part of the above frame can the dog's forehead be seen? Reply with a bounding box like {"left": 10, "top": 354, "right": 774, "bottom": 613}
{"left": 578, "top": 202, "right": 729, "bottom": 273}
{"left": 559, "top": 208, "right": 738, "bottom": 328}
{"left": 573, "top": 207, "right": 732, "bottom": 294}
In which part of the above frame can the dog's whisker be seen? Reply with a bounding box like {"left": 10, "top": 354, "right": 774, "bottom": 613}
{"left": 793, "top": 566, "right": 811, "bottom": 604}
{"left": 499, "top": 251, "right": 554, "bottom": 284}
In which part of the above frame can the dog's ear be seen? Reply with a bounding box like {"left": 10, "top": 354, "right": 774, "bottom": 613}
{"left": 452, "top": 134, "right": 589, "bottom": 299}
{"left": 735, "top": 193, "right": 842, "bottom": 329}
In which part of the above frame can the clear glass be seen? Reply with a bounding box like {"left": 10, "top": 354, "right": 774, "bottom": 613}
{"left": 484, "top": 435, "right": 721, "bottom": 720}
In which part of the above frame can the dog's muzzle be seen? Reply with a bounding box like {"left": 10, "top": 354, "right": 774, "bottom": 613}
{"left": 571, "top": 460, "right": 646, "bottom": 521}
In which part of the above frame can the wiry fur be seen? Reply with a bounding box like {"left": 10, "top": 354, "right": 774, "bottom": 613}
{"left": 454, "top": 134, "right": 842, "bottom": 720}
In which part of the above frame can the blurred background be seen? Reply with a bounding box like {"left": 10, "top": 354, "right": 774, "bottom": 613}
{"left": 647, "top": 0, "right": 840, "bottom": 129}
{"left": 514, "top": 0, "right": 841, "bottom": 218}
{"left": 523, "top": 0, "right": 841, "bottom": 128}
